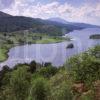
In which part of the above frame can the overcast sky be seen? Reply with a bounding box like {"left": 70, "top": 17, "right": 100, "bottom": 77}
{"left": 0, "top": 0, "right": 100, "bottom": 25}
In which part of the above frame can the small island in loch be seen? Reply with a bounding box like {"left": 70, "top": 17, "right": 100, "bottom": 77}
{"left": 66, "top": 43, "right": 74, "bottom": 49}
{"left": 90, "top": 34, "right": 100, "bottom": 39}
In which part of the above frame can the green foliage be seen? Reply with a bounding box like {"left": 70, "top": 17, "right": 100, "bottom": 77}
{"left": 0, "top": 66, "right": 11, "bottom": 87}
{"left": 29, "top": 77, "right": 50, "bottom": 100}
{"left": 38, "top": 66, "right": 58, "bottom": 78}
{"left": 49, "top": 68, "right": 73, "bottom": 100}
{"left": 52, "top": 84, "right": 73, "bottom": 100}
{"left": 0, "top": 45, "right": 100, "bottom": 100}
{"left": 0, "top": 87, "right": 14, "bottom": 100}
{"left": 29, "top": 61, "right": 37, "bottom": 73}
{"left": 10, "top": 66, "right": 31, "bottom": 100}
{"left": 0, "top": 45, "right": 10, "bottom": 62}
{"left": 67, "top": 47, "right": 100, "bottom": 86}
{"left": 90, "top": 45, "right": 100, "bottom": 58}
{"left": 44, "top": 62, "right": 52, "bottom": 67}
{"left": 80, "top": 91, "right": 94, "bottom": 100}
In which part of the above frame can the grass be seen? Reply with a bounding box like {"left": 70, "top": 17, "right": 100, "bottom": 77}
{"left": 0, "top": 44, "right": 13, "bottom": 62}
{"left": 0, "top": 48, "right": 7, "bottom": 62}
{"left": 35, "top": 37, "right": 67, "bottom": 44}
{"left": 0, "top": 45, "right": 9, "bottom": 62}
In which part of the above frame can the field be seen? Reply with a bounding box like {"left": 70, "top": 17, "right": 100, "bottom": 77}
{"left": 0, "top": 44, "right": 13, "bottom": 62}
{"left": 34, "top": 37, "right": 69, "bottom": 44}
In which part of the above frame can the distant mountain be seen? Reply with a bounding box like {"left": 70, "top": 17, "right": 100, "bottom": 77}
{"left": 0, "top": 11, "right": 12, "bottom": 17}
{"left": 0, "top": 11, "right": 99, "bottom": 36}
{"left": 69, "top": 22, "right": 100, "bottom": 28}
{"left": 0, "top": 11, "right": 84, "bottom": 35}
{"left": 49, "top": 17, "right": 70, "bottom": 24}
{"left": 48, "top": 17, "right": 100, "bottom": 28}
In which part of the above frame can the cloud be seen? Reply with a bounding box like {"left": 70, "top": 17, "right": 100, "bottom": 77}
{"left": 0, "top": 0, "right": 14, "bottom": 9}
{"left": 1, "top": 0, "right": 100, "bottom": 25}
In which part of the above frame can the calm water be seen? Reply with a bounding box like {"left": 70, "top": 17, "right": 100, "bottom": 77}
{"left": 0, "top": 28, "right": 100, "bottom": 69}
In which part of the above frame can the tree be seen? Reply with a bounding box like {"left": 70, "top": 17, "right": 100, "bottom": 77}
{"left": 38, "top": 66, "right": 57, "bottom": 78}
{"left": 10, "top": 66, "right": 31, "bottom": 100}
{"left": 29, "top": 61, "right": 37, "bottom": 73}
{"left": 29, "top": 77, "right": 50, "bottom": 100}
{"left": 0, "top": 66, "right": 11, "bottom": 87}
{"left": 44, "top": 62, "right": 52, "bottom": 67}
{"left": 53, "top": 85, "right": 73, "bottom": 100}
{"left": 90, "top": 45, "right": 100, "bottom": 58}
{"left": 67, "top": 51, "right": 100, "bottom": 86}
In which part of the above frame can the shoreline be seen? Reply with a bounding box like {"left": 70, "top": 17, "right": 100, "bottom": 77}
{"left": 0, "top": 28, "right": 88, "bottom": 66}
{"left": 0, "top": 39, "right": 70, "bottom": 64}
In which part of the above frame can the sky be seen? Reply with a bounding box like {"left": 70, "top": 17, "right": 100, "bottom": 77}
{"left": 0, "top": 0, "right": 100, "bottom": 25}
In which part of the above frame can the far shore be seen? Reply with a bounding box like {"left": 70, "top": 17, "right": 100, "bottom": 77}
{"left": 0, "top": 37, "right": 70, "bottom": 63}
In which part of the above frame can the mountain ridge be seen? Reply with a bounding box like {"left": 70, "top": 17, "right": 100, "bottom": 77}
{"left": 0, "top": 11, "right": 12, "bottom": 17}
{"left": 48, "top": 17, "right": 100, "bottom": 28}
{"left": 49, "top": 17, "right": 70, "bottom": 24}
{"left": 0, "top": 11, "right": 99, "bottom": 35}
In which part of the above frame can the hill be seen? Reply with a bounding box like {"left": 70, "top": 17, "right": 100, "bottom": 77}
{"left": 49, "top": 17, "right": 70, "bottom": 24}
{"left": 0, "top": 11, "right": 83, "bottom": 36}
{"left": 0, "top": 11, "right": 12, "bottom": 17}
{"left": 0, "top": 12, "right": 99, "bottom": 36}
{"left": 48, "top": 17, "right": 100, "bottom": 28}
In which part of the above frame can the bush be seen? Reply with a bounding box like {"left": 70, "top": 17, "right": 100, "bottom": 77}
{"left": 29, "top": 77, "right": 50, "bottom": 100}
{"left": 10, "top": 66, "right": 31, "bottom": 100}
{"left": 0, "top": 66, "right": 11, "bottom": 87}
{"left": 44, "top": 62, "right": 52, "bottom": 67}
{"left": 67, "top": 51, "right": 100, "bottom": 86}
{"left": 80, "top": 91, "right": 94, "bottom": 100}
{"left": 38, "top": 66, "right": 58, "bottom": 78}
{"left": 51, "top": 82, "right": 73, "bottom": 100}
{"left": 29, "top": 61, "right": 37, "bottom": 73}
{"left": 90, "top": 45, "right": 100, "bottom": 58}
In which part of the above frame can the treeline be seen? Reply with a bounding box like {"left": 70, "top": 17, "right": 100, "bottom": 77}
{"left": 0, "top": 45, "right": 100, "bottom": 100}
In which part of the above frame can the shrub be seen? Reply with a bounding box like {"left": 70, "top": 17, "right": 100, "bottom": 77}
{"left": 29, "top": 61, "right": 37, "bottom": 73}
{"left": 51, "top": 83, "right": 73, "bottom": 100}
{"left": 90, "top": 45, "right": 100, "bottom": 58}
{"left": 29, "top": 77, "right": 50, "bottom": 100}
{"left": 10, "top": 66, "right": 31, "bottom": 100}
{"left": 38, "top": 66, "right": 58, "bottom": 78}
{"left": 67, "top": 51, "right": 100, "bottom": 86}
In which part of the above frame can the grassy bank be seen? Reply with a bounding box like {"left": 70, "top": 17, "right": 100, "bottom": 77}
{"left": 0, "top": 44, "right": 13, "bottom": 62}
{"left": 0, "top": 47, "right": 8, "bottom": 62}
{"left": 34, "top": 37, "right": 69, "bottom": 44}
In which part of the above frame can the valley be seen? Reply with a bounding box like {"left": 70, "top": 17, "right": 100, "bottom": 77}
{"left": 0, "top": 11, "right": 100, "bottom": 100}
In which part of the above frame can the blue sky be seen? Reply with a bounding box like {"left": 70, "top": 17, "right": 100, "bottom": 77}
{"left": 0, "top": 0, "right": 100, "bottom": 25}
